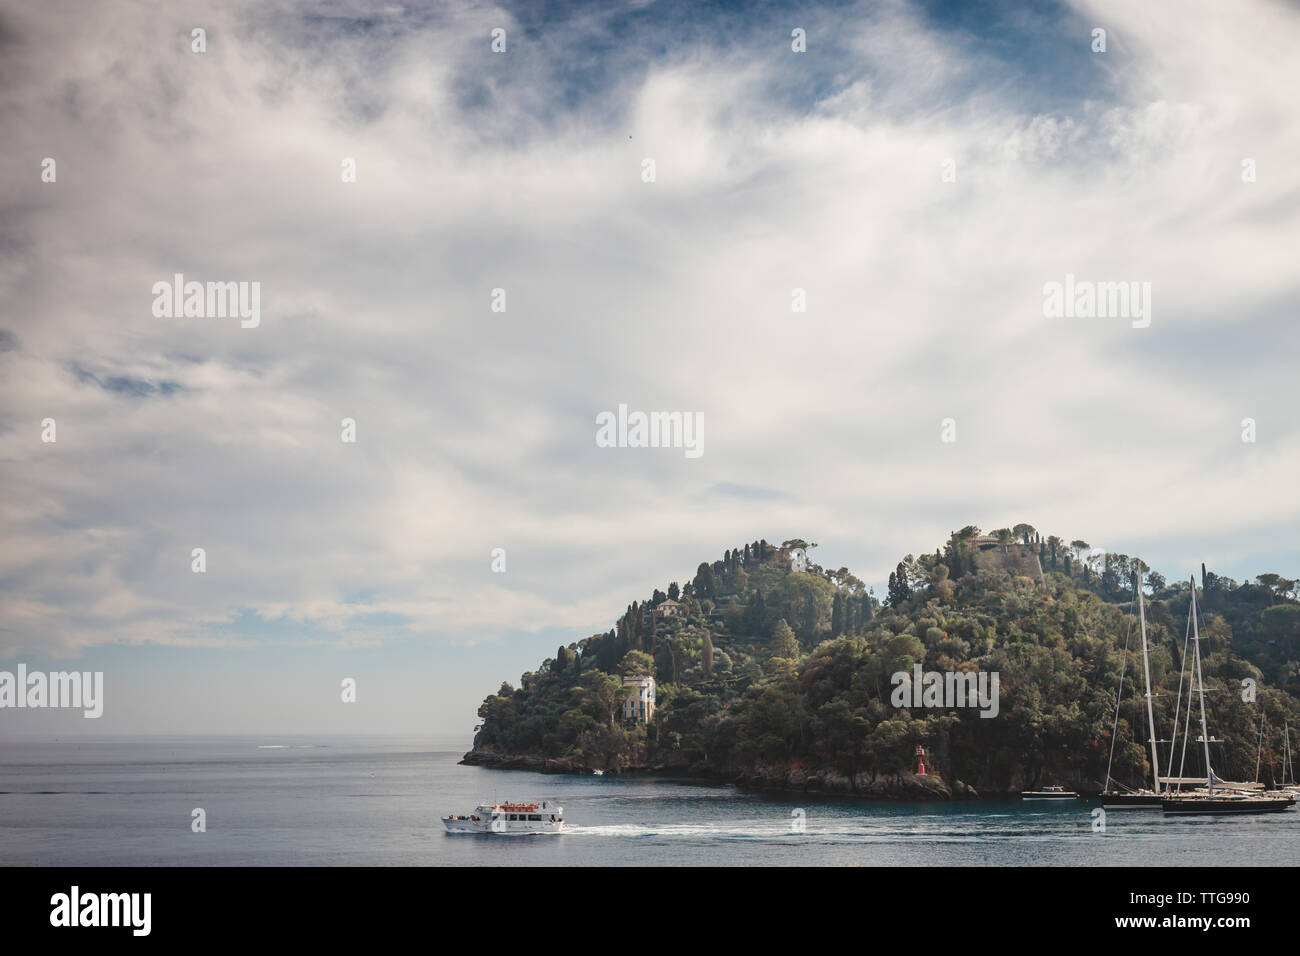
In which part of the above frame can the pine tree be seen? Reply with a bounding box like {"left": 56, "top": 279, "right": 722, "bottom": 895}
{"left": 694, "top": 562, "right": 715, "bottom": 598}
{"left": 888, "top": 562, "right": 912, "bottom": 606}
{"left": 770, "top": 619, "right": 800, "bottom": 658}
{"left": 745, "top": 587, "right": 767, "bottom": 636}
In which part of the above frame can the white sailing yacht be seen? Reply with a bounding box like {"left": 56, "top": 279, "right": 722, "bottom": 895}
{"left": 1100, "top": 566, "right": 1163, "bottom": 808}
{"left": 1161, "top": 575, "right": 1295, "bottom": 815}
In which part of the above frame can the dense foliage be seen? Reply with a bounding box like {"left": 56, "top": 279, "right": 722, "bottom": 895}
{"left": 470, "top": 531, "right": 1300, "bottom": 793}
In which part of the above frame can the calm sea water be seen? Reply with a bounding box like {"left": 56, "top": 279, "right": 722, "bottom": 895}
{"left": 1, "top": 735, "right": 1296, "bottom": 866}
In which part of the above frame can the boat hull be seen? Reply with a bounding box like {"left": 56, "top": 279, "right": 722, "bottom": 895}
{"left": 1021, "top": 792, "right": 1078, "bottom": 800}
{"left": 442, "top": 817, "right": 564, "bottom": 834}
{"left": 1161, "top": 795, "right": 1295, "bottom": 815}
{"left": 443, "top": 817, "right": 488, "bottom": 833}
{"left": 1100, "top": 791, "right": 1162, "bottom": 809}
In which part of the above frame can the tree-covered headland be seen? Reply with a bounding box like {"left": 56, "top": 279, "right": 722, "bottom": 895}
{"left": 464, "top": 528, "right": 1300, "bottom": 798}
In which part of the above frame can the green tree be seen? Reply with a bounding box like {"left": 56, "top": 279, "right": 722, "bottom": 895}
{"left": 770, "top": 619, "right": 800, "bottom": 659}
{"left": 744, "top": 587, "right": 768, "bottom": 637}
{"left": 781, "top": 572, "right": 835, "bottom": 643}
{"left": 887, "top": 563, "right": 913, "bottom": 606}
{"left": 587, "top": 672, "right": 626, "bottom": 728}
{"left": 1013, "top": 523, "right": 1036, "bottom": 545}
{"left": 693, "top": 562, "right": 715, "bottom": 599}
{"left": 620, "top": 649, "right": 655, "bottom": 678}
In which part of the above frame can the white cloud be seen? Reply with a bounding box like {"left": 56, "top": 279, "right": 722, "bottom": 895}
{"left": 1, "top": 0, "right": 1297, "bottom": 674}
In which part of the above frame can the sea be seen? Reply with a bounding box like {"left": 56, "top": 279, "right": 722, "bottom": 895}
{"left": 1, "top": 735, "right": 1296, "bottom": 866}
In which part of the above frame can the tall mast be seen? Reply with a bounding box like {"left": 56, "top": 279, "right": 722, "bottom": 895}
{"left": 1103, "top": 615, "right": 1133, "bottom": 793}
{"left": 1255, "top": 712, "right": 1265, "bottom": 783}
{"left": 1136, "top": 567, "right": 1161, "bottom": 794}
{"left": 1284, "top": 723, "right": 1294, "bottom": 785}
{"left": 1190, "top": 575, "right": 1213, "bottom": 796}
{"left": 1167, "top": 601, "right": 1194, "bottom": 791}
{"left": 1287, "top": 721, "right": 1295, "bottom": 786}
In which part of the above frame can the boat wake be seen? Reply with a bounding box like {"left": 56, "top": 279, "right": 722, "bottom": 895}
{"left": 564, "top": 822, "right": 803, "bottom": 840}
{"left": 562, "top": 820, "right": 1028, "bottom": 842}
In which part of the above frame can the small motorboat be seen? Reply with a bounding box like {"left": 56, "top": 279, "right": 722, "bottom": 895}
{"left": 1021, "top": 785, "right": 1078, "bottom": 800}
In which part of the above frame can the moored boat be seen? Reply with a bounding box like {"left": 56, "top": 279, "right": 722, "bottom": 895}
{"left": 1101, "top": 789, "right": 1162, "bottom": 808}
{"left": 1160, "top": 575, "right": 1296, "bottom": 816}
{"left": 1021, "top": 785, "right": 1078, "bottom": 800}
{"left": 1161, "top": 791, "right": 1295, "bottom": 814}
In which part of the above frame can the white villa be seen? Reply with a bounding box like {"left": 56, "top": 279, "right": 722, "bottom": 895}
{"left": 622, "top": 676, "right": 656, "bottom": 723}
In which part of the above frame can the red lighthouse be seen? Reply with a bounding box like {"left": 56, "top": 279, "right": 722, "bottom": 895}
{"left": 915, "top": 744, "right": 927, "bottom": 776}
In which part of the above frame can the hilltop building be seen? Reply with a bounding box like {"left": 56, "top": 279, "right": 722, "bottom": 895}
{"left": 656, "top": 598, "right": 681, "bottom": 619}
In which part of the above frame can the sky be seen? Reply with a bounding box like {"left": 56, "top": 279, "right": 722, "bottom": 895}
{"left": 1, "top": 0, "right": 1298, "bottom": 737}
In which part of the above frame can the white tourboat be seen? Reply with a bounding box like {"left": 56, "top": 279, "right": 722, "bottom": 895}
{"left": 443, "top": 801, "right": 564, "bottom": 834}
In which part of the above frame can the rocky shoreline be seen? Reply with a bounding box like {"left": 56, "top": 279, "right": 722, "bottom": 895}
{"left": 734, "top": 764, "right": 978, "bottom": 800}
{"left": 459, "top": 750, "right": 981, "bottom": 800}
